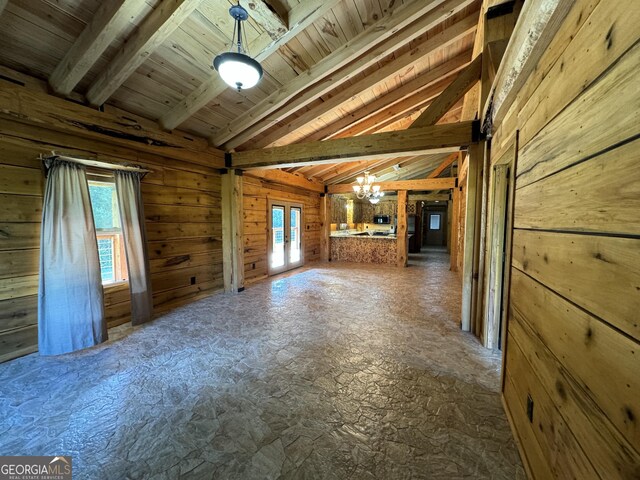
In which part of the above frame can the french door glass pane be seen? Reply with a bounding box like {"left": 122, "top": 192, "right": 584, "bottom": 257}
{"left": 271, "top": 206, "right": 285, "bottom": 269}
{"left": 290, "top": 207, "right": 301, "bottom": 263}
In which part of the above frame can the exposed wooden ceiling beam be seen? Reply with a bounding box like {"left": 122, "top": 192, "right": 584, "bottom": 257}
{"left": 427, "top": 152, "right": 459, "bottom": 178}
{"left": 159, "top": 0, "right": 341, "bottom": 130}
{"left": 244, "top": 169, "right": 324, "bottom": 193}
{"left": 231, "top": 121, "right": 476, "bottom": 169}
{"left": 86, "top": 0, "right": 202, "bottom": 107}
{"left": 298, "top": 50, "right": 473, "bottom": 144}
{"left": 253, "top": 15, "right": 478, "bottom": 149}
{"left": 328, "top": 177, "right": 456, "bottom": 194}
{"left": 246, "top": 1, "right": 288, "bottom": 40}
{"left": 215, "top": 0, "right": 477, "bottom": 149}
{"left": 411, "top": 53, "right": 482, "bottom": 128}
{"left": 49, "top": 0, "right": 139, "bottom": 96}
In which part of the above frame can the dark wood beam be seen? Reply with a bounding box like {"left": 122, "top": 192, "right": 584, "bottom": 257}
{"left": 231, "top": 122, "right": 476, "bottom": 169}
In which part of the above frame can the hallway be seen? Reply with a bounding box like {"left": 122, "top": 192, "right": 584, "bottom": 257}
{"left": 0, "top": 251, "right": 524, "bottom": 479}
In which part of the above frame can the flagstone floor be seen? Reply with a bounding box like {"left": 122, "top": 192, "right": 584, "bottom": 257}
{"left": 0, "top": 249, "right": 524, "bottom": 479}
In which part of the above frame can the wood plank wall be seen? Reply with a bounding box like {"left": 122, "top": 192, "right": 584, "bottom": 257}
{"left": 0, "top": 121, "right": 224, "bottom": 363}
{"left": 490, "top": 0, "right": 640, "bottom": 477}
{"left": 243, "top": 175, "right": 321, "bottom": 285}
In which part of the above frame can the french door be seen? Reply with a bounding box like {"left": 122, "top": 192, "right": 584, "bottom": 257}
{"left": 268, "top": 200, "right": 304, "bottom": 275}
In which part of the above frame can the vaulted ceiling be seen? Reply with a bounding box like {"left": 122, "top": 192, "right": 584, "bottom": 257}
{"left": 0, "top": 0, "right": 481, "bottom": 185}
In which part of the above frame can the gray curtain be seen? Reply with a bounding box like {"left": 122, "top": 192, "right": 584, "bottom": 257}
{"left": 115, "top": 171, "right": 153, "bottom": 325}
{"left": 38, "top": 160, "right": 107, "bottom": 355}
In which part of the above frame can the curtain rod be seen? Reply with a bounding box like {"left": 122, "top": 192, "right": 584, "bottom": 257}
{"left": 41, "top": 153, "right": 152, "bottom": 174}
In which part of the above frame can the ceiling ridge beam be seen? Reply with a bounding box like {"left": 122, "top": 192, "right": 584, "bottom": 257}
{"left": 159, "top": 0, "right": 342, "bottom": 130}
{"left": 254, "top": 15, "right": 478, "bottom": 149}
{"left": 231, "top": 121, "right": 476, "bottom": 169}
{"left": 214, "top": 0, "right": 477, "bottom": 149}
{"left": 328, "top": 177, "right": 456, "bottom": 194}
{"left": 86, "top": 0, "right": 202, "bottom": 107}
{"left": 410, "top": 53, "right": 483, "bottom": 128}
{"left": 49, "top": 0, "right": 140, "bottom": 96}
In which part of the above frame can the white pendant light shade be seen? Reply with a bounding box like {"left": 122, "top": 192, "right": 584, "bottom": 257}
{"left": 214, "top": 52, "right": 263, "bottom": 91}
{"left": 213, "top": 3, "right": 263, "bottom": 92}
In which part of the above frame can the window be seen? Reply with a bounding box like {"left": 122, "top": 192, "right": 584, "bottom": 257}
{"left": 88, "top": 180, "right": 128, "bottom": 285}
{"left": 429, "top": 214, "right": 441, "bottom": 230}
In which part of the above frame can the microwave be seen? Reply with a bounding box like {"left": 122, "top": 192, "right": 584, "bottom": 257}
{"left": 373, "top": 215, "right": 390, "bottom": 224}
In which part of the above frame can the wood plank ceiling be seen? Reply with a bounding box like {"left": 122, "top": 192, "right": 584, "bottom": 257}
{"left": 0, "top": 0, "right": 480, "bottom": 186}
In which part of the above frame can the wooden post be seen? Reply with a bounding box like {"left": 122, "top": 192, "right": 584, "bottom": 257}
{"left": 450, "top": 186, "right": 459, "bottom": 271}
{"left": 473, "top": 140, "right": 490, "bottom": 338}
{"left": 397, "top": 190, "right": 408, "bottom": 267}
{"left": 461, "top": 145, "right": 480, "bottom": 331}
{"left": 320, "top": 193, "right": 331, "bottom": 261}
{"left": 221, "top": 169, "right": 244, "bottom": 293}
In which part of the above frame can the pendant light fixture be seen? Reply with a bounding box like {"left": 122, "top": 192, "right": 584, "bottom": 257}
{"left": 213, "top": 2, "right": 263, "bottom": 92}
{"left": 352, "top": 171, "right": 385, "bottom": 204}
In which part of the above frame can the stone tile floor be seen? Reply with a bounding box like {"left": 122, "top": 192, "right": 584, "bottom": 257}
{"left": 0, "top": 249, "right": 525, "bottom": 479}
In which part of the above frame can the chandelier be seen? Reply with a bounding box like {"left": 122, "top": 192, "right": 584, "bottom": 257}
{"left": 352, "top": 171, "right": 384, "bottom": 204}
{"left": 213, "top": 2, "right": 263, "bottom": 92}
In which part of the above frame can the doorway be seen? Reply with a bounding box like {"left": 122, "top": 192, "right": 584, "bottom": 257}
{"left": 268, "top": 200, "right": 304, "bottom": 275}
{"left": 423, "top": 207, "right": 447, "bottom": 247}
{"left": 483, "top": 140, "right": 517, "bottom": 352}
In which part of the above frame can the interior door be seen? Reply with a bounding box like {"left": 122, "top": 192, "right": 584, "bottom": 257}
{"left": 269, "top": 201, "right": 304, "bottom": 275}
{"left": 425, "top": 210, "right": 447, "bottom": 246}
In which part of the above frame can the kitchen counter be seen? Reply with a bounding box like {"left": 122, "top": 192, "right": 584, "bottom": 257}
{"left": 330, "top": 230, "right": 398, "bottom": 240}
{"left": 330, "top": 231, "right": 406, "bottom": 264}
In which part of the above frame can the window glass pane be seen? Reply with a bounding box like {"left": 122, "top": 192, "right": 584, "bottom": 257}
{"left": 271, "top": 206, "right": 285, "bottom": 268}
{"left": 89, "top": 182, "right": 118, "bottom": 229}
{"left": 97, "top": 238, "right": 115, "bottom": 283}
{"left": 89, "top": 180, "right": 127, "bottom": 284}
{"left": 290, "top": 207, "right": 301, "bottom": 263}
{"left": 430, "top": 214, "right": 441, "bottom": 230}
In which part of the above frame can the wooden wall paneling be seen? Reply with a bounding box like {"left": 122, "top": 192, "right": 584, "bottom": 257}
{"left": 242, "top": 176, "right": 321, "bottom": 284}
{"left": 502, "top": 374, "right": 553, "bottom": 480}
{"left": 516, "top": 40, "right": 640, "bottom": 189}
{"left": 515, "top": 0, "right": 636, "bottom": 153}
{"left": 504, "top": 335, "right": 599, "bottom": 478}
{"left": 510, "top": 269, "right": 640, "bottom": 452}
{"left": 0, "top": 119, "right": 224, "bottom": 362}
{"left": 508, "top": 302, "right": 640, "bottom": 478}
{"left": 515, "top": 137, "right": 640, "bottom": 235}
{"left": 0, "top": 80, "right": 225, "bottom": 168}
{"left": 320, "top": 194, "right": 330, "bottom": 261}
{"left": 511, "top": 229, "right": 640, "bottom": 340}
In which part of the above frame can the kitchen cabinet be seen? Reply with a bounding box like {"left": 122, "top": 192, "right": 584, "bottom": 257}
{"left": 330, "top": 196, "right": 347, "bottom": 224}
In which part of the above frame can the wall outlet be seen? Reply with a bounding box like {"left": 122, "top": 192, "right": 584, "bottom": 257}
{"left": 526, "top": 394, "right": 534, "bottom": 423}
